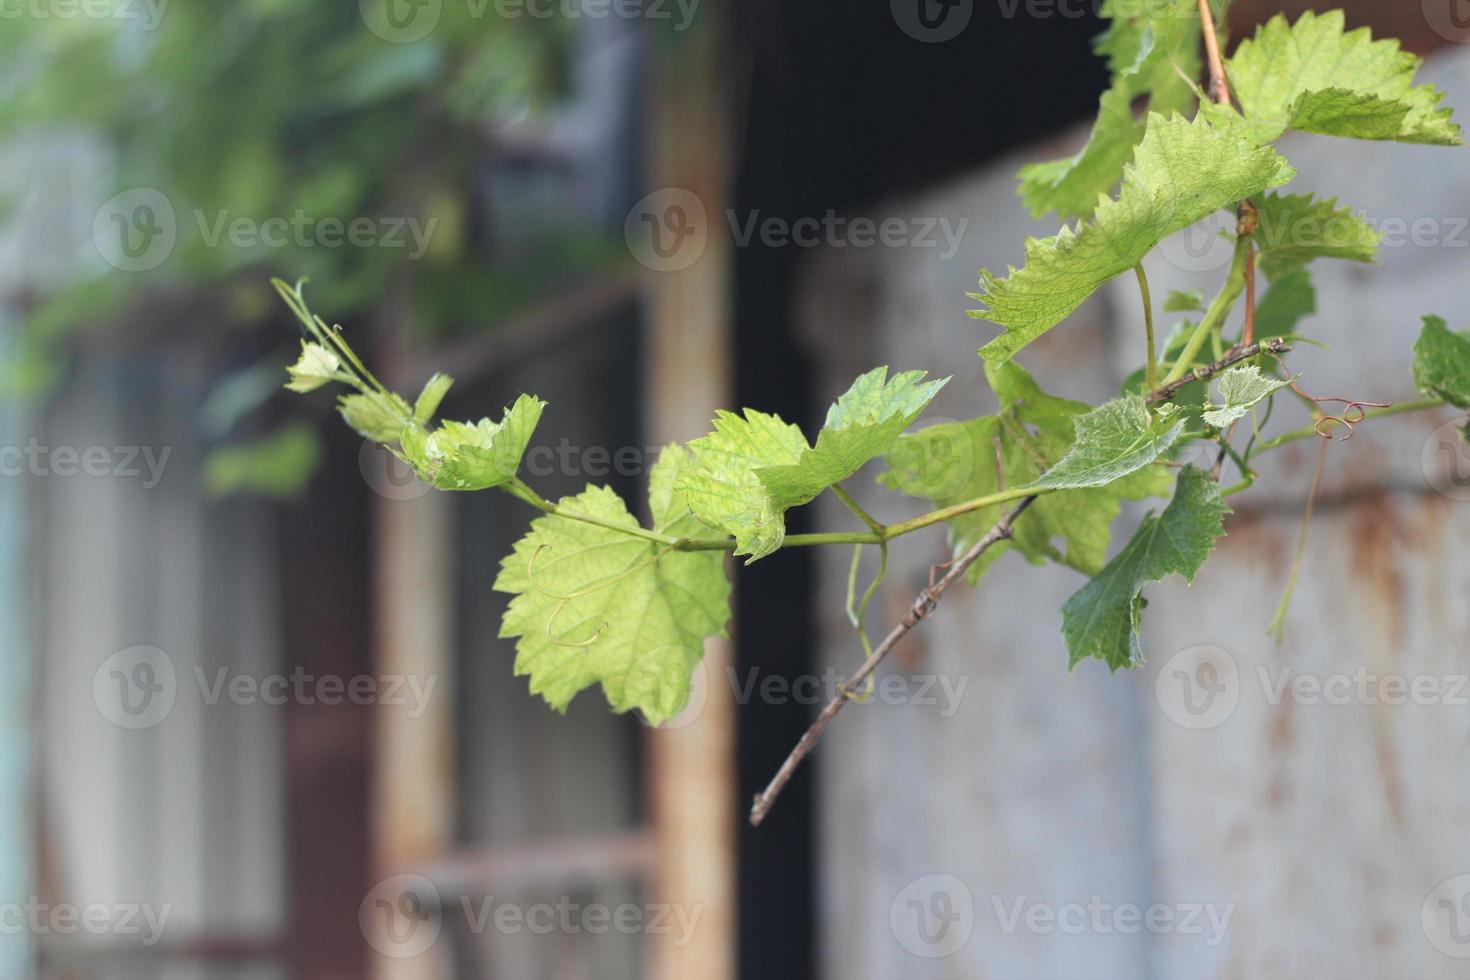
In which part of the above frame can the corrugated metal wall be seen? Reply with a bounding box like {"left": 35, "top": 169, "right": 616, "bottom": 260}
{"left": 797, "top": 44, "right": 1470, "bottom": 980}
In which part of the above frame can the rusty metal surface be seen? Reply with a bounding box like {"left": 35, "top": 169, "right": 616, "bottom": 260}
{"left": 795, "top": 45, "right": 1470, "bottom": 980}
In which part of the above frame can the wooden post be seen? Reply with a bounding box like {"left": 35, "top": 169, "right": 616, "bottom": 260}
{"left": 369, "top": 457, "right": 456, "bottom": 980}
{"left": 643, "top": 13, "right": 737, "bottom": 980}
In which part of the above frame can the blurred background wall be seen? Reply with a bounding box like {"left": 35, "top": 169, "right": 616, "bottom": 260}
{"left": 0, "top": 1, "right": 1465, "bottom": 978}
{"left": 799, "top": 45, "right": 1470, "bottom": 979}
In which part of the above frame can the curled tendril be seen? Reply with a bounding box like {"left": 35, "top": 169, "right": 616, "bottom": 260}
{"left": 1287, "top": 381, "right": 1390, "bottom": 442}
{"left": 843, "top": 542, "right": 888, "bottom": 702}
{"left": 544, "top": 598, "right": 610, "bottom": 648}
{"left": 527, "top": 543, "right": 674, "bottom": 648}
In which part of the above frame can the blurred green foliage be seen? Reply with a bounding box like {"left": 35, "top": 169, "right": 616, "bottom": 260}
{"left": 0, "top": 0, "right": 624, "bottom": 493}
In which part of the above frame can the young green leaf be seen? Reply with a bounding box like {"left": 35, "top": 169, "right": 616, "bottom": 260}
{"left": 756, "top": 368, "right": 948, "bottom": 510}
{"left": 1027, "top": 395, "right": 1184, "bottom": 490}
{"left": 679, "top": 368, "right": 946, "bottom": 561}
{"left": 339, "top": 390, "right": 413, "bottom": 442}
{"left": 1202, "top": 365, "right": 1292, "bottom": 428}
{"left": 1224, "top": 11, "right": 1462, "bottom": 146}
{"left": 1017, "top": 0, "right": 1200, "bottom": 220}
{"left": 974, "top": 113, "right": 1296, "bottom": 362}
{"left": 495, "top": 446, "right": 732, "bottom": 725}
{"left": 1254, "top": 267, "right": 1316, "bottom": 337}
{"left": 284, "top": 341, "right": 343, "bottom": 393}
{"left": 1251, "top": 193, "right": 1380, "bottom": 278}
{"left": 400, "top": 393, "right": 545, "bottom": 490}
{"left": 1412, "top": 315, "right": 1470, "bottom": 408}
{"left": 676, "top": 409, "right": 808, "bottom": 562}
{"left": 1062, "top": 467, "right": 1230, "bottom": 671}
{"left": 880, "top": 361, "right": 1170, "bottom": 582}
{"left": 413, "top": 372, "right": 454, "bottom": 426}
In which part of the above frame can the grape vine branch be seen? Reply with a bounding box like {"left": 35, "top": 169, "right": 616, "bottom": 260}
{"left": 271, "top": 1, "right": 1470, "bottom": 832}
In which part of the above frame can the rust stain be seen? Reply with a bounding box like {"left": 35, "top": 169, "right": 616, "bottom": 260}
{"left": 1217, "top": 506, "right": 1289, "bottom": 573}
{"left": 1347, "top": 492, "right": 1412, "bottom": 829}
{"left": 1346, "top": 492, "right": 1409, "bottom": 642}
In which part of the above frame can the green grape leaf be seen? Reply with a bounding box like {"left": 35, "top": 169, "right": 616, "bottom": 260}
{"left": 879, "top": 361, "right": 1170, "bottom": 582}
{"left": 756, "top": 368, "right": 948, "bottom": 509}
{"left": 400, "top": 393, "right": 545, "bottom": 490}
{"left": 1252, "top": 193, "right": 1379, "bottom": 278}
{"left": 1202, "top": 365, "right": 1292, "bottom": 428}
{"left": 676, "top": 409, "right": 809, "bottom": 562}
{"left": 1062, "top": 467, "right": 1230, "bottom": 671}
{"left": 1413, "top": 315, "right": 1470, "bottom": 408}
{"left": 339, "top": 390, "right": 413, "bottom": 442}
{"left": 495, "top": 446, "right": 731, "bottom": 725}
{"left": 284, "top": 341, "right": 342, "bottom": 393}
{"left": 1225, "top": 11, "right": 1462, "bottom": 146}
{"left": 1018, "top": 0, "right": 1200, "bottom": 221}
{"left": 680, "top": 368, "right": 945, "bottom": 562}
{"left": 1027, "top": 395, "right": 1184, "bottom": 490}
{"left": 974, "top": 113, "right": 1297, "bottom": 362}
{"left": 1254, "top": 267, "right": 1316, "bottom": 336}
{"left": 1164, "top": 289, "right": 1206, "bottom": 313}
{"left": 413, "top": 372, "right": 454, "bottom": 426}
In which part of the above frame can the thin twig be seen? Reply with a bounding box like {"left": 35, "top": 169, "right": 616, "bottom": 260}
{"left": 748, "top": 496, "right": 1036, "bottom": 827}
{"left": 1197, "top": 0, "right": 1231, "bottom": 106}
{"left": 1145, "top": 338, "right": 1292, "bottom": 405}
{"left": 1236, "top": 199, "right": 1259, "bottom": 348}
{"left": 749, "top": 344, "right": 1301, "bottom": 827}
